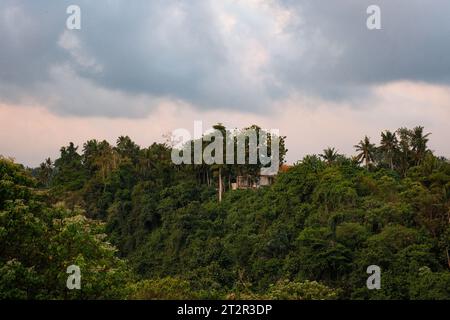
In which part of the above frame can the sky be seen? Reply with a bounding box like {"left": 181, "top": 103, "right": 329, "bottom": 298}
{"left": 1, "top": 0, "right": 450, "bottom": 167}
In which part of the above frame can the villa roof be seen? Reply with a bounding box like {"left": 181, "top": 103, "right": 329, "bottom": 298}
{"left": 279, "top": 164, "right": 292, "bottom": 173}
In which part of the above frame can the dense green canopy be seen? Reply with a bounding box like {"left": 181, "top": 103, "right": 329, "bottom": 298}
{"left": 1, "top": 125, "right": 450, "bottom": 299}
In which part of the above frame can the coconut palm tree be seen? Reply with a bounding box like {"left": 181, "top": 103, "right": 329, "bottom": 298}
{"left": 380, "top": 130, "right": 398, "bottom": 170}
{"left": 354, "top": 136, "right": 376, "bottom": 170}
{"left": 410, "top": 126, "right": 431, "bottom": 165}
{"left": 320, "top": 147, "right": 339, "bottom": 165}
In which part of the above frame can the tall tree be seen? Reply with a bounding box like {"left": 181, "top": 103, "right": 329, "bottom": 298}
{"left": 212, "top": 123, "right": 227, "bottom": 202}
{"left": 320, "top": 147, "right": 339, "bottom": 165}
{"left": 379, "top": 130, "right": 398, "bottom": 170}
{"left": 53, "top": 142, "right": 86, "bottom": 191}
{"left": 354, "top": 136, "right": 376, "bottom": 170}
{"left": 37, "top": 158, "right": 53, "bottom": 187}
{"left": 397, "top": 128, "right": 413, "bottom": 176}
{"left": 410, "top": 126, "right": 431, "bottom": 166}
{"left": 115, "top": 136, "right": 140, "bottom": 165}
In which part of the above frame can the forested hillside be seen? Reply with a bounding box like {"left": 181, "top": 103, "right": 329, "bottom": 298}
{"left": 1, "top": 125, "right": 450, "bottom": 299}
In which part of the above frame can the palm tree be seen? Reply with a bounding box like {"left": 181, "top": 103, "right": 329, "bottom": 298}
{"left": 212, "top": 123, "right": 227, "bottom": 202}
{"left": 410, "top": 126, "right": 431, "bottom": 165}
{"left": 380, "top": 130, "right": 398, "bottom": 170}
{"left": 396, "top": 128, "right": 413, "bottom": 176}
{"left": 320, "top": 147, "right": 339, "bottom": 165}
{"left": 38, "top": 158, "right": 53, "bottom": 187}
{"left": 354, "top": 136, "right": 376, "bottom": 170}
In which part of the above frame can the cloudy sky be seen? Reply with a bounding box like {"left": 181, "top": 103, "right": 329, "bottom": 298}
{"left": 1, "top": 0, "right": 450, "bottom": 166}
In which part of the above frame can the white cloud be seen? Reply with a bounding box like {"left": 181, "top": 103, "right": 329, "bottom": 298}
{"left": 58, "top": 30, "right": 103, "bottom": 72}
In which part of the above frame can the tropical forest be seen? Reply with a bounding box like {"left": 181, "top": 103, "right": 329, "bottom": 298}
{"left": 1, "top": 125, "right": 450, "bottom": 300}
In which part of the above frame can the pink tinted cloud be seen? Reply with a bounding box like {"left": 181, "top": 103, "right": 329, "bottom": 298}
{"left": 1, "top": 80, "right": 450, "bottom": 167}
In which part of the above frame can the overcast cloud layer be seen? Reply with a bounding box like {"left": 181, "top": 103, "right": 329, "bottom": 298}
{"left": 1, "top": 0, "right": 450, "bottom": 117}
{"left": 1, "top": 1, "right": 450, "bottom": 166}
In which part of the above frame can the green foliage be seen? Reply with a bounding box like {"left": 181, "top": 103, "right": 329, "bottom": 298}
{"left": 0, "top": 158, "right": 132, "bottom": 299}
{"left": 3, "top": 125, "right": 450, "bottom": 300}
{"left": 409, "top": 267, "right": 450, "bottom": 300}
{"left": 129, "top": 277, "right": 202, "bottom": 300}
{"left": 266, "top": 280, "right": 340, "bottom": 300}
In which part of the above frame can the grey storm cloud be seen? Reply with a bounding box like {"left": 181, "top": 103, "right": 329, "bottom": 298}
{"left": 1, "top": 0, "right": 450, "bottom": 117}
{"left": 274, "top": 0, "right": 450, "bottom": 98}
